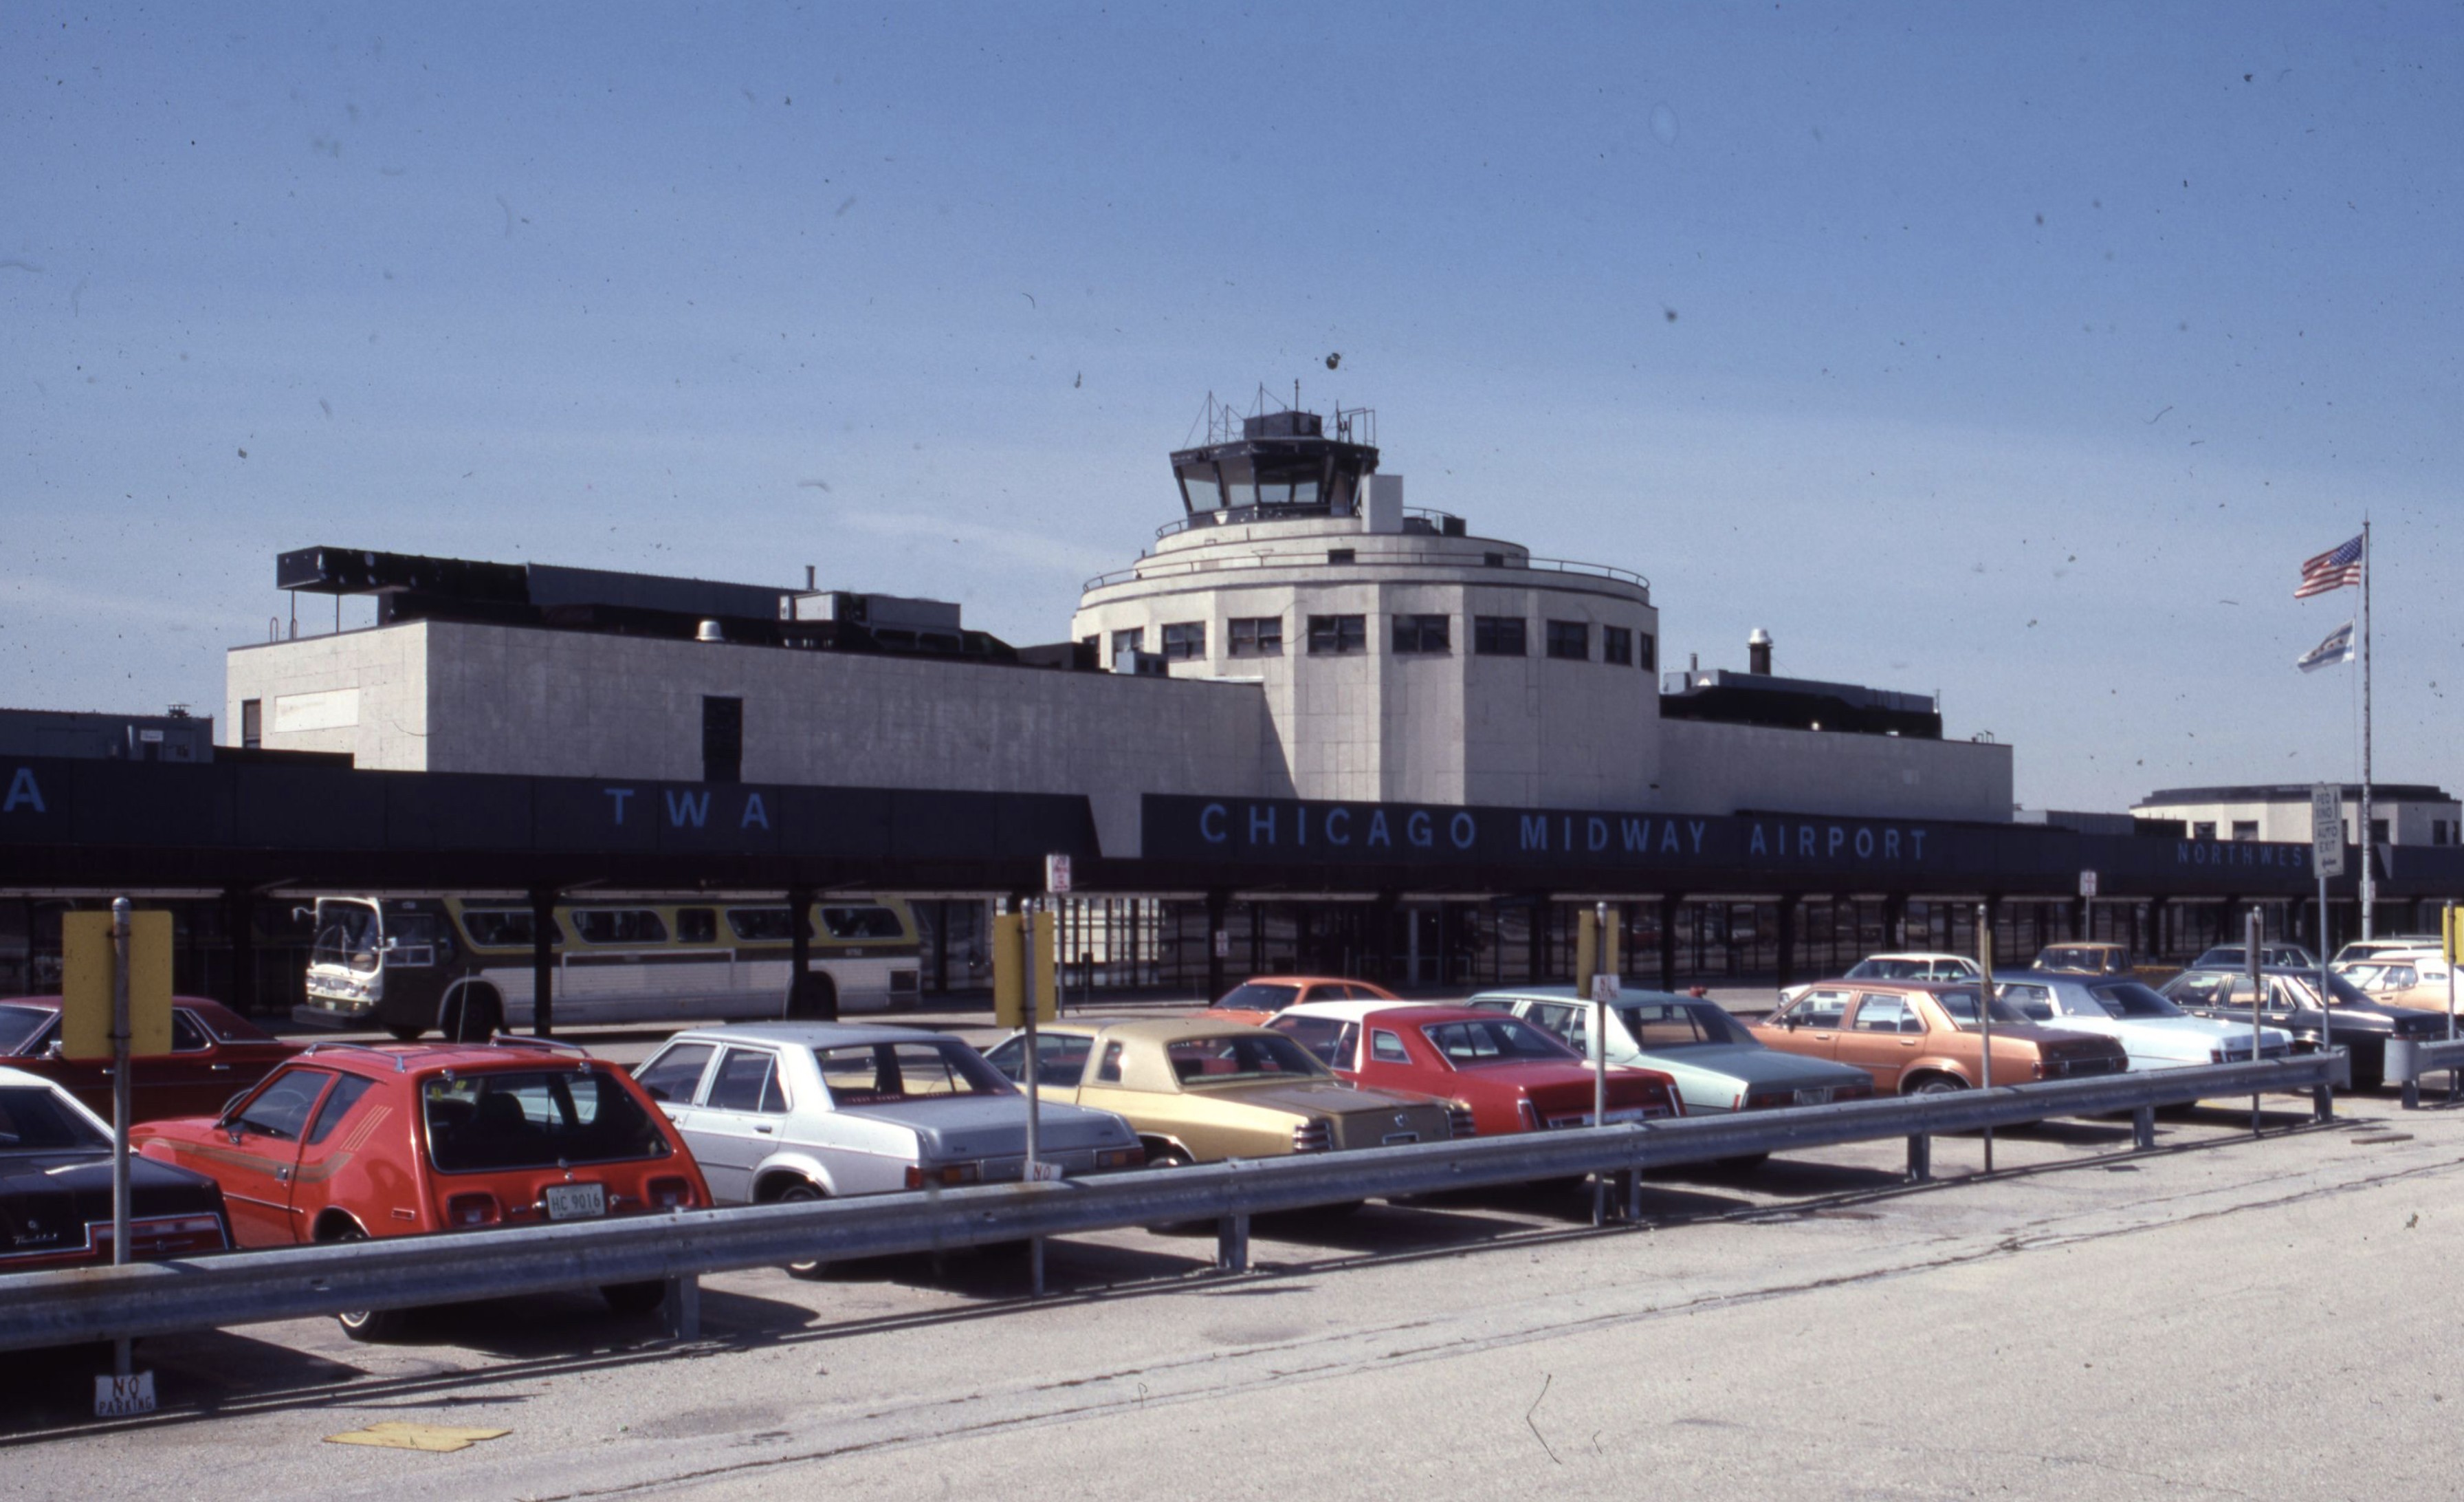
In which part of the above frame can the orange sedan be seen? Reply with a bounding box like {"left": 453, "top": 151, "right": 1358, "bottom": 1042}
{"left": 1750, "top": 981, "right": 2128, "bottom": 1095}
{"left": 1204, "top": 976, "right": 1400, "bottom": 1025}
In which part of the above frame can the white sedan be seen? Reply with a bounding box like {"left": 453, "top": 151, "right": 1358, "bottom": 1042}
{"left": 1992, "top": 974, "right": 2292, "bottom": 1067}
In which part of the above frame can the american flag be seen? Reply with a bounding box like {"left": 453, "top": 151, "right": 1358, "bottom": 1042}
{"left": 2295, "top": 534, "right": 2364, "bottom": 598}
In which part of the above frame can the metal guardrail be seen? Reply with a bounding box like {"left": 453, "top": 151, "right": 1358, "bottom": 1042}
{"left": 0, "top": 1053, "right": 2344, "bottom": 1354}
{"left": 2384, "top": 1036, "right": 2464, "bottom": 1108}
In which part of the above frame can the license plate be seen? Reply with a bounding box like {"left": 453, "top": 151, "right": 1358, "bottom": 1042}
{"left": 1381, "top": 1131, "right": 1420, "bottom": 1145}
{"left": 1794, "top": 1087, "right": 1834, "bottom": 1106}
{"left": 1600, "top": 1107, "right": 1649, "bottom": 1124}
{"left": 542, "top": 1183, "right": 606, "bottom": 1221}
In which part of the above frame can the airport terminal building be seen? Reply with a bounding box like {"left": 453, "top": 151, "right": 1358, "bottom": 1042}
{"left": 4, "top": 406, "right": 2448, "bottom": 1011}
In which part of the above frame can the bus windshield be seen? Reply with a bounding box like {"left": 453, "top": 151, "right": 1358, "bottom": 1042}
{"left": 311, "top": 901, "right": 382, "bottom": 973}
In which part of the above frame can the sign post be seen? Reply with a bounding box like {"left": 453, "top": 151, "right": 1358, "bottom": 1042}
{"left": 2078, "top": 869, "right": 2098, "bottom": 942}
{"left": 2247, "top": 907, "right": 2265, "bottom": 1138}
{"left": 2313, "top": 785, "right": 2346, "bottom": 1077}
{"left": 63, "top": 900, "right": 169, "bottom": 1417}
{"left": 1976, "top": 904, "right": 1993, "bottom": 1175}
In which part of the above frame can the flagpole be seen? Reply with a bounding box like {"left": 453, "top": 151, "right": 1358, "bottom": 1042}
{"left": 2360, "top": 519, "right": 2374, "bottom": 941}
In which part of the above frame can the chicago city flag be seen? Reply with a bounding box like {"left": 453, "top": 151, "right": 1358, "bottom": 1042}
{"left": 2296, "top": 619, "right": 2355, "bottom": 673}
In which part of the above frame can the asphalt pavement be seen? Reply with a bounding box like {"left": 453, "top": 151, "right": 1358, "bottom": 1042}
{"left": 4, "top": 1047, "right": 2456, "bottom": 1501}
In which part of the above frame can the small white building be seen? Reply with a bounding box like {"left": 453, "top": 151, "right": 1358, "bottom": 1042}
{"left": 2131, "top": 783, "right": 2463, "bottom": 847}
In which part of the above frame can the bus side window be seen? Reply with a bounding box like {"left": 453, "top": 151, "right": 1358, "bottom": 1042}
{"left": 676, "top": 908, "right": 718, "bottom": 945}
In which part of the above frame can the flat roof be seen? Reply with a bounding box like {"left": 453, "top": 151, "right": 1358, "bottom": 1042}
{"left": 2137, "top": 783, "right": 2455, "bottom": 806}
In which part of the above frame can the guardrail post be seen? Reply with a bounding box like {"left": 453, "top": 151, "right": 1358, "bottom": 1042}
{"left": 663, "top": 1274, "right": 700, "bottom": 1341}
{"left": 2132, "top": 1106, "right": 2156, "bottom": 1152}
{"left": 2391, "top": 1038, "right": 2420, "bottom": 1111}
{"left": 1216, "top": 1212, "right": 1249, "bottom": 1274}
{"left": 1906, "top": 1133, "right": 1930, "bottom": 1183}
{"left": 1620, "top": 1166, "right": 1643, "bottom": 1223}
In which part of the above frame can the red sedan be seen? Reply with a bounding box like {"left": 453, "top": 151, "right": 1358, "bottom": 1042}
{"left": 1270, "top": 1001, "right": 1682, "bottom": 1135}
{"left": 133, "top": 1036, "right": 708, "bottom": 1338}
{"left": 0, "top": 994, "right": 300, "bottom": 1122}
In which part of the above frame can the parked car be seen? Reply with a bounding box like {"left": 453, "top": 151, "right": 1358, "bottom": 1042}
{"left": 983, "top": 1017, "right": 1458, "bottom": 1165}
{"left": 1749, "top": 981, "right": 2130, "bottom": 1096}
{"left": 1266, "top": 1000, "right": 1680, "bottom": 1135}
{"left": 2331, "top": 936, "right": 2444, "bottom": 969}
{"left": 133, "top": 1037, "right": 707, "bottom": 1338}
{"left": 1844, "top": 953, "right": 1985, "bottom": 983}
{"left": 2029, "top": 943, "right": 2177, "bottom": 986}
{"left": 0, "top": 1065, "right": 230, "bottom": 1273}
{"left": 638, "top": 1023, "right": 1143, "bottom": 1205}
{"left": 2190, "top": 944, "right": 2320, "bottom": 971}
{"left": 0, "top": 994, "right": 300, "bottom": 1122}
{"left": 1464, "top": 986, "right": 1875, "bottom": 1115}
{"left": 2333, "top": 950, "right": 2458, "bottom": 1014}
{"left": 1990, "top": 974, "right": 2293, "bottom": 1068}
{"left": 2158, "top": 967, "right": 2452, "bottom": 1092}
{"left": 1205, "top": 975, "right": 1401, "bottom": 1024}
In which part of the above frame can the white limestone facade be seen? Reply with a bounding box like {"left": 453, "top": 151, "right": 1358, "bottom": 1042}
{"left": 1069, "top": 510, "right": 1662, "bottom": 810}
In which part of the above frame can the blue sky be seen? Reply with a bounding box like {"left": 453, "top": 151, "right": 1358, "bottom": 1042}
{"left": 6, "top": 3, "right": 2458, "bottom": 812}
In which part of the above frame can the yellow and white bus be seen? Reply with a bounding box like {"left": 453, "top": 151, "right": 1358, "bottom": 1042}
{"left": 300, "top": 895, "right": 923, "bottom": 1039}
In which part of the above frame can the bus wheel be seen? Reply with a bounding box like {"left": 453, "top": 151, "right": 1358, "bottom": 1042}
{"left": 443, "top": 987, "right": 501, "bottom": 1043}
{"left": 787, "top": 975, "right": 837, "bottom": 1021}
{"left": 386, "top": 1024, "right": 424, "bottom": 1043}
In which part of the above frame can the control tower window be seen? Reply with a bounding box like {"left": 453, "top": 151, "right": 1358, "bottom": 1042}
{"left": 1473, "top": 617, "right": 1527, "bottom": 657}
{"left": 1178, "top": 464, "right": 1223, "bottom": 511}
{"left": 1229, "top": 618, "right": 1283, "bottom": 657}
{"left": 1110, "top": 628, "right": 1145, "bottom": 659}
{"left": 1546, "top": 621, "right": 1591, "bottom": 661}
{"left": 1638, "top": 632, "right": 1657, "bottom": 671}
{"left": 1160, "top": 622, "right": 1207, "bottom": 662}
{"left": 1306, "top": 615, "right": 1367, "bottom": 655}
{"left": 1601, "top": 627, "right": 1634, "bottom": 666}
{"left": 1392, "top": 615, "right": 1451, "bottom": 655}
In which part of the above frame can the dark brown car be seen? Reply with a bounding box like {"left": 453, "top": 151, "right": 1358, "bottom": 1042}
{"left": 0, "top": 995, "right": 301, "bottom": 1122}
{"left": 1748, "top": 981, "right": 2129, "bottom": 1095}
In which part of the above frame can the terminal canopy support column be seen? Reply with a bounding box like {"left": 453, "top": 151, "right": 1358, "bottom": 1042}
{"left": 529, "top": 886, "right": 557, "bottom": 1037}
{"left": 223, "top": 887, "right": 256, "bottom": 1019}
{"left": 1205, "top": 891, "right": 1229, "bottom": 1001}
{"left": 1658, "top": 894, "right": 1682, "bottom": 992}
{"left": 1775, "top": 895, "right": 1801, "bottom": 991}
{"left": 788, "top": 885, "right": 826, "bottom": 1020}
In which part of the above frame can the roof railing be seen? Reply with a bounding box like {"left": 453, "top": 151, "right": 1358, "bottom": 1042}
{"left": 1085, "top": 550, "right": 1649, "bottom": 596}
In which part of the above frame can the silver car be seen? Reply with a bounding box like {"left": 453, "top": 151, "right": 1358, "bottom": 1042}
{"left": 1992, "top": 974, "right": 2294, "bottom": 1068}
{"left": 634, "top": 1022, "right": 1143, "bottom": 1203}
{"left": 1466, "top": 987, "right": 1876, "bottom": 1114}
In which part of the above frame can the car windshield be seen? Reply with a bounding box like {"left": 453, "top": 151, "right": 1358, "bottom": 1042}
{"left": 2087, "top": 983, "right": 2185, "bottom": 1019}
{"left": 0, "top": 1005, "right": 54, "bottom": 1054}
{"left": 813, "top": 1041, "right": 1013, "bottom": 1104}
{"left": 1931, "top": 989, "right": 2032, "bottom": 1030}
{"left": 1165, "top": 1032, "right": 1330, "bottom": 1083}
{"left": 0, "top": 1085, "right": 107, "bottom": 1151}
{"left": 423, "top": 1069, "right": 671, "bottom": 1173}
{"left": 1617, "top": 1001, "right": 1753, "bottom": 1048}
{"left": 1211, "top": 982, "right": 1301, "bottom": 1013}
{"left": 1420, "top": 1016, "right": 1576, "bottom": 1065}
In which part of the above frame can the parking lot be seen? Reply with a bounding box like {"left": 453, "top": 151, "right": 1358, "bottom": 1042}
{"left": 4, "top": 997, "right": 2455, "bottom": 1501}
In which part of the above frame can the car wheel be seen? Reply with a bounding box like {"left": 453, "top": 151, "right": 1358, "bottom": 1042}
{"left": 1909, "top": 1074, "right": 1966, "bottom": 1096}
{"left": 774, "top": 1181, "right": 832, "bottom": 1278}
{"left": 325, "top": 1226, "right": 408, "bottom": 1341}
{"left": 385, "top": 1024, "right": 424, "bottom": 1043}
{"left": 2349, "top": 1063, "right": 2384, "bottom": 1093}
{"left": 600, "top": 1281, "right": 667, "bottom": 1316}
{"left": 443, "top": 988, "right": 500, "bottom": 1043}
{"left": 786, "top": 974, "right": 839, "bottom": 1021}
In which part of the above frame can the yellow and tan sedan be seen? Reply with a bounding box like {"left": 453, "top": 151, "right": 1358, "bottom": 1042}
{"left": 982, "top": 1017, "right": 1464, "bottom": 1164}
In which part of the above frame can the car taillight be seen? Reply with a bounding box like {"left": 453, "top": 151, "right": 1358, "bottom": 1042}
{"left": 1517, "top": 1098, "right": 1541, "bottom": 1131}
{"left": 1446, "top": 1102, "right": 1477, "bottom": 1139}
{"left": 1838, "top": 1083, "right": 1873, "bottom": 1101}
{"left": 1097, "top": 1145, "right": 1145, "bottom": 1169}
{"left": 1292, "top": 1118, "right": 1332, "bottom": 1153}
{"left": 446, "top": 1193, "right": 500, "bottom": 1227}
{"left": 1741, "top": 1091, "right": 1792, "bottom": 1111}
{"left": 646, "top": 1175, "right": 696, "bottom": 1210}
{"left": 2030, "top": 1060, "right": 2047, "bottom": 1080}
{"left": 904, "top": 1163, "right": 982, "bottom": 1189}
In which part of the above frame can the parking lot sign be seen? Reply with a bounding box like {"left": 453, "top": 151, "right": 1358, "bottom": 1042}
{"left": 61, "top": 909, "right": 171, "bottom": 1060}
{"left": 2312, "top": 785, "right": 2346, "bottom": 878}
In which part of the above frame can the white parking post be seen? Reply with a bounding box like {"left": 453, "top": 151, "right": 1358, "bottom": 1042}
{"left": 2247, "top": 907, "right": 2264, "bottom": 1138}
{"left": 1022, "top": 897, "right": 1044, "bottom": 1297}
{"left": 1976, "top": 904, "right": 1992, "bottom": 1175}
{"left": 109, "top": 897, "right": 131, "bottom": 1383}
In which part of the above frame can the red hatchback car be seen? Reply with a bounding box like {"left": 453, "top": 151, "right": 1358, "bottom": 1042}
{"left": 0, "top": 994, "right": 300, "bottom": 1122}
{"left": 132, "top": 1036, "right": 708, "bottom": 1338}
{"left": 1270, "top": 1003, "right": 1684, "bottom": 1135}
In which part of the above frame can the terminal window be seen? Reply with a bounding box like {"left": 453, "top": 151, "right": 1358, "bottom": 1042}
{"left": 1473, "top": 616, "right": 1526, "bottom": 656}
{"left": 2192, "top": 821, "right": 2216, "bottom": 840}
{"left": 1600, "top": 627, "right": 1633, "bottom": 666}
{"left": 1545, "top": 620, "right": 1590, "bottom": 660}
{"left": 1229, "top": 617, "right": 1283, "bottom": 657}
{"left": 702, "top": 696, "right": 743, "bottom": 785}
{"left": 1110, "top": 627, "right": 1145, "bottom": 659}
{"left": 240, "top": 698, "right": 262, "bottom": 749}
{"left": 1307, "top": 614, "right": 1367, "bottom": 655}
{"left": 1638, "top": 631, "right": 1657, "bottom": 671}
{"left": 1392, "top": 614, "right": 1451, "bottom": 654}
{"left": 2231, "top": 820, "right": 2259, "bottom": 842}
{"left": 1160, "top": 622, "right": 1207, "bottom": 661}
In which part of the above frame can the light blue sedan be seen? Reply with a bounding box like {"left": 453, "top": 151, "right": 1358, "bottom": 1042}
{"left": 1466, "top": 986, "right": 1876, "bottom": 1115}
